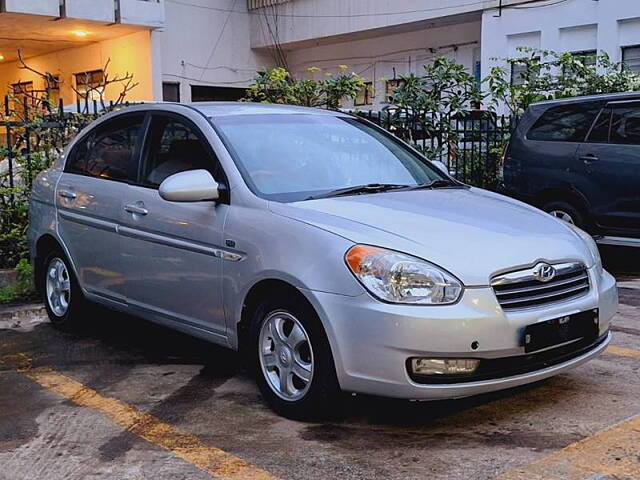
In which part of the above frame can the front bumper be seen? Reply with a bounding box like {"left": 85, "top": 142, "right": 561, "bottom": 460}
{"left": 305, "top": 266, "right": 617, "bottom": 400}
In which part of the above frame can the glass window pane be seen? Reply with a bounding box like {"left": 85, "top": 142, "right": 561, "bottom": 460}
{"left": 67, "top": 115, "right": 144, "bottom": 181}
{"left": 213, "top": 114, "right": 445, "bottom": 202}
{"left": 610, "top": 106, "right": 640, "bottom": 145}
{"left": 527, "top": 102, "right": 602, "bottom": 142}
{"left": 162, "top": 82, "right": 180, "bottom": 102}
{"left": 623, "top": 46, "right": 640, "bottom": 73}
{"left": 142, "top": 117, "right": 215, "bottom": 187}
{"left": 586, "top": 109, "right": 611, "bottom": 143}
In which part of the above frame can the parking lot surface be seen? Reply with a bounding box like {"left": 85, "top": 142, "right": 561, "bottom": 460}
{"left": 1, "top": 246, "right": 639, "bottom": 480}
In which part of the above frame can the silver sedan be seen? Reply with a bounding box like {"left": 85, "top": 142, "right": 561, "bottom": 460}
{"left": 28, "top": 102, "right": 618, "bottom": 419}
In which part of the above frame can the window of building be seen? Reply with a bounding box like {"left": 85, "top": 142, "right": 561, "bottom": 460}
{"left": 66, "top": 114, "right": 145, "bottom": 182}
{"left": 45, "top": 75, "right": 61, "bottom": 108}
{"left": 610, "top": 106, "right": 640, "bottom": 145}
{"left": 191, "top": 85, "right": 247, "bottom": 102}
{"left": 11, "top": 81, "right": 34, "bottom": 109}
{"left": 573, "top": 50, "right": 597, "bottom": 67}
{"left": 385, "top": 79, "right": 405, "bottom": 103}
{"left": 162, "top": 82, "right": 180, "bottom": 102}
{"left": 622, "top": 45, "right": 640, "bottom": 73}
{"left": 75, "top": 70, "right": 105, "bottom": 103}
{"left": 142, "top": 116, "right": 218, "bottom": 188}
{"left": 355, "top": 82, "right": 374, "bottom": 106}
{"left": 527, "top": 102, "right": 603, "bottom": 142}
{"left": 510, "top": 58, "right": 540, "bottom": 86}
{"left": 562, "top": 50, "right": 597, "bottom": 78}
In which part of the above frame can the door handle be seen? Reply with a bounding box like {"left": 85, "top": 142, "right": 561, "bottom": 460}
{"left": 579, "top": 154, "right": 598, "bottom": 163}
{"left": 58, "top": 189, "right": 77, "bottom": 199}
{"left": 124, "top": 204, "right": 148, "bottom": 216}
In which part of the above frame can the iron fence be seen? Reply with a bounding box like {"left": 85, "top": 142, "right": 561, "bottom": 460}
{"left": 350, "top": 110, "right": 518, "bottom": 190}
{"left": 0, "top": 96, "right": 135, "bottom": 268}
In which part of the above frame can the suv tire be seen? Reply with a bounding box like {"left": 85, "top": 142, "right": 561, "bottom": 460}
{"left": 542, "top": 200, "right": 585, "bottom": 229}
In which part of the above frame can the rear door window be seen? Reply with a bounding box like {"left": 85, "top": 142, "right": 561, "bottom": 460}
{"left": 141, "top": 115, "right": 219, "bottom": 188}
{"left": 586, "top": 109, "right": 611, "bottom": 143}
{"left": 66, "top": 114, "right": 145, "bottom": 182}
{"left": 610, "top": 106, "right": 640, "bottom": 145}
{"left": 527, "top": 102, "right": 602, "bottom": 142}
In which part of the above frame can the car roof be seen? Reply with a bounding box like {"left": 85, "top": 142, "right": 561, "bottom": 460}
{"left": 531, "top": 91, "right": 640, "bottom": 107}
{"left": 182, "top": 101, "right": 350, "bottom": 118}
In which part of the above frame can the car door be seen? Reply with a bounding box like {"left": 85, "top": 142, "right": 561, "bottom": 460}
{"left": 119, "top": 112, "right": 229, "bottom": 336}
{"left": 57, "top": 113, "right": 145, "bottom": 303}
{"left": 576, "top": 102, "right": 640, "bottom": 235}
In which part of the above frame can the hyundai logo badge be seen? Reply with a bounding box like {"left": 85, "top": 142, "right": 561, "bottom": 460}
{"left": 533, "top": 262, "right": 556, "bottom": 283}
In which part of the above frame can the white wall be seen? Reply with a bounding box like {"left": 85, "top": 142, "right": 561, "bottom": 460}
{"left": 157, "top": 0, "right": 273, "bottom": 102}
{"left": 250, "top": 0, "right": 531, "bottom": 49}
{"left": 287, "top": 20, "right": 481, "bottom": 111}
{"left": 481, "top": 0, "right": 640, "bottom": 99}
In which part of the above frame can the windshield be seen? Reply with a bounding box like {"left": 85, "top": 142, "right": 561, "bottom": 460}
{"left": 211, "top": 114, "right": 447, "bottom": 202}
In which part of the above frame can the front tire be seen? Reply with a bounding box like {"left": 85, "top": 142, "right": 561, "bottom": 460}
{"left": 542, "top": 200, "right": 585, "bottom": 229}
{"left": 250, "top": 295, "right": 340, "bottom": 420}
{"left": 42, "top": 249, "right": 88, "bottom": 332}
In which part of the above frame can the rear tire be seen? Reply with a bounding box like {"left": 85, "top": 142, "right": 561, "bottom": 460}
{"left": 249, "top": 294, "right": 341, "bottom": 420}
{"left": 542, "top": 200, "right": 585, "bottom": 229}
{"left": 41, "top": 248, "right": 89, "bottom": 332}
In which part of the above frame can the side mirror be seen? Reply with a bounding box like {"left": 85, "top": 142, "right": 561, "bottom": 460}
{"left": 159, "top": 169, "right": 220, "bottom": 202}
{"left": 431, "top": 160, "right": 449, "bottom": 176}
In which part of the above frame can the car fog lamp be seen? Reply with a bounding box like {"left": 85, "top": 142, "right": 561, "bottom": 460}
{"left": 411, "top": 358, "right": 480, "bottom": 375}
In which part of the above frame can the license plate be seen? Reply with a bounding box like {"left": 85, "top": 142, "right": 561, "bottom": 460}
{"left": 523, "top": 309, "right": 599, "bottom": 353}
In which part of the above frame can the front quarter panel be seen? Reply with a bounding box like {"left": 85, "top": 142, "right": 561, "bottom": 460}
{"left": 222, "top": 203, "right": 363, "bottom": 348}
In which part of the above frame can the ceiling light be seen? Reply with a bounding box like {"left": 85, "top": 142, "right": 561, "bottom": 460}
{"left": 0, "top": 55, "right": 4, "bottom": 61}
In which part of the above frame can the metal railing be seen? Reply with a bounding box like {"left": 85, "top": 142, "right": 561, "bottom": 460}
{"left": 349, "top": 110, "right": 518, "bottom": 190}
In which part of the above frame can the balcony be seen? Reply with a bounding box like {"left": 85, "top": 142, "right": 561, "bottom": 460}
{"left": 2, "top": 0, "right": 60, "bottom": 17}
{"left": 117, "top": 0, "right": 165, "bottom": 28}
{"left": 63, "top": 0, "right": 116, "bottom": 23}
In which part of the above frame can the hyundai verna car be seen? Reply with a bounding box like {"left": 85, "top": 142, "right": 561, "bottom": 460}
{"left": 28, "top": 103, "right": 618, "bottom": 419}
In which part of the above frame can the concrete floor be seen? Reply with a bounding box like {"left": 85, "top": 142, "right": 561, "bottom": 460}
{"left": 0, "top": 246, "right": 638, "bottom": 480}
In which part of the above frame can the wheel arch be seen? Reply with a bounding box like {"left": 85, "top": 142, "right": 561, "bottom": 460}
{"left": 33, "top": 234, "right": 81, "bottom": 296}
{"left": 535, "top": 187, "right": 590, "bottom": 215}
{"left": 237, "top": 279, "right": 335, "bottom": 362}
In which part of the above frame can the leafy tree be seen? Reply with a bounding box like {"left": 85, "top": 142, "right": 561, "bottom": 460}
{"left": 386, "top": 56, "right": 483, "bottom": 159}
{"left": 484, "top": 47, "right": 640, "bottom": 116}
{"left": 244, "top": 66, "right": 365, "bottom": 109}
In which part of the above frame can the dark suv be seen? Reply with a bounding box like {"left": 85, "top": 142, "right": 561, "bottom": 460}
{"left": 501, "top": 93, "right": 640, "bottom": 247}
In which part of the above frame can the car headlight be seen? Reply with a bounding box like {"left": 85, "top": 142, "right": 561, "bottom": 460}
{"left": 567, "top": 224, "right": 603, "bottom": 276}
{"left": 345, "top": 245, "right": 463, "bottom": 304}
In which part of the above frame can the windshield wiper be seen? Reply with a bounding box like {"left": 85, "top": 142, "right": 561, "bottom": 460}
{"left": 406, "top": 179, "right": 458, "bottom": 190}
{"left": 305, "top": 183, "right": 410, "bottom": 200}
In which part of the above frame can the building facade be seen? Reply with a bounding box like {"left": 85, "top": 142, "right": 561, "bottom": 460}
{"left": 0, "top": 0, "right": 638, "bottom": 110}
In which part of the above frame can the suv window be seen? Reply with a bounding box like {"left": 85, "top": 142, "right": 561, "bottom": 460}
{"left": 586, "top": 109, "right": 611, "bottom": 143}
{"left": 142, "top": 116, "right": 217, "bottom": 188}
{"left": 66, "top": 115, "right": 144, "bottom": 182}
{"left": 527, "top": 102, "right": 601, "bottom": 142}
{"left": 610, "top": 106, "right": 640, "bottom": 145}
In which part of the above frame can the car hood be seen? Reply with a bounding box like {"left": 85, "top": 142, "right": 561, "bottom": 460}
{"left": 269, "top": 187, "right": 591, "bottom": 286}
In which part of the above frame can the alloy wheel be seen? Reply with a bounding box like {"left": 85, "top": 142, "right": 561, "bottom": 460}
{"left": 258, "top": 310, "right": 314, "bottom": 401}
{"left": 46, "top": 257, "right": 71, "bottom": 317}
{"left": 549, "top": 210, "right": 575, "bottom": 224}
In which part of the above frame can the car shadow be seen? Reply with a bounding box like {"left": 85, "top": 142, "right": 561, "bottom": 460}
{"left": 25, "top": 305, "right": 571, "bottom": 428}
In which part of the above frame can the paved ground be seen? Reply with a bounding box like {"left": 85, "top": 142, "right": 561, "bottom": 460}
{"left": 0, "top": 246, "right": 638, "bottom": 480}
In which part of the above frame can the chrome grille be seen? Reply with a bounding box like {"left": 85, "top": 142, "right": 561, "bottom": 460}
{"left": 491, "top": 262, "right": 590, "bottom": 310}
